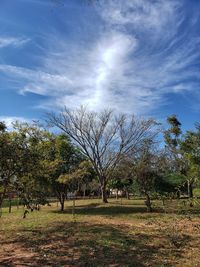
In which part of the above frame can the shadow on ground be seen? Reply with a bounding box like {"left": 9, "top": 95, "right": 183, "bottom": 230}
{"left": 54, "top": 204, "right": 150, "bottom": 216}
{"left": 58, "top": 201, "right": 200, "bottom": 217}
{"left": 0, "top": 219, "right": 189, "bottom": 267}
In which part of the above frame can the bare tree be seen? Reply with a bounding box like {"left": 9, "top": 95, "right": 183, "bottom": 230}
{"left": 48, "top": 106, "right": 158, "bottom": 203}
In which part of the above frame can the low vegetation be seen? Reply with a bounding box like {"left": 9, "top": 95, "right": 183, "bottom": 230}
{"left": 0, "top": 199, "right": 200, "bottom": 266}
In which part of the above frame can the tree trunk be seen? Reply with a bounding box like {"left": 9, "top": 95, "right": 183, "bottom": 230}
{"left": 59, "top": 193, "right": 65, "bottom": 212}
{"left": 176, "top": 190, "right": 180, "bottom": 199}
{"left": 116, "top": 189, "right": 118, "bottom": 199}
{"left": 145, "top": 193, "right": 152, "bottom": 212}
{"left": 17, "top": 196, "right": 19, "bottom": 210}
{"left": 83, "top": 188, "right": 86, "bottom": 198}
{"left": 125, "top": 189, "right": 130, "bottom": 200}
{"left": 9, "top": 197, "right": 12, "bottom": 213}
{"left": 56, "top": 190, "right": 66, "bottom": 212}
{"left": 72, "top": 198, "right": 75, "bottom": 220}
{"left": 0, "top": 186, "right": 7, "bottom": 209}
{"left": 101, "top": 182, "right": 108, "bottom": 203}
{"left": 0, "top": 197, "right": 3, "bottom": 212}
{"left": 0, "top": 189, "right": 6, "bottom": 217}
{"left": 187, "top": 180, "right": 193, "bottom": 198}
{"left": 60, "top": 199, "right": 65, "bottom": 212}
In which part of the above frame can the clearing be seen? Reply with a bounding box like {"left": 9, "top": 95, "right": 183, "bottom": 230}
{"left": 0, "top": 198, "right": 200, "bottom": 267}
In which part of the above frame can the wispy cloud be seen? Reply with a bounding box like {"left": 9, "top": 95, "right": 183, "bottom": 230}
{"left": 98, "top": 0, "right": 181, "bottom": 32}
{"left": 0, "top": 0, "right": 199, "bottom": 115}
{"left": 0, "top": 37, "right": 29, "bottom": 48}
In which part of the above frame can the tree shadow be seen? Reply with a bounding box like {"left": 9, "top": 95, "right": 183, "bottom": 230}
{"left": 0, "top": 220, "right": 188, "bottom": 267}
{"left": 53, "top": 205, "right": 149, "bottom": 216}
{"left": 52, "top": 200, "right": 200, "bottom": 219}
{"left": 63, "top": 199, "right": 200, "bottom": 217}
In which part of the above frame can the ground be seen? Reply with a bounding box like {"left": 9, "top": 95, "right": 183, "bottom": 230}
{"left": 0, "top": 198, "right": 200, "bottom": 267}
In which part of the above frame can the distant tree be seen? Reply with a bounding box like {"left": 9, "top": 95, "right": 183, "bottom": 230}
{"left": 153, "top": 149, "right": 186, "bottom": 197}
{"left": 164, "top": 115, "right": 182, "bottom": 171}
{"left": 109, "top": 158, "right": 134, "bottom": 199}
{"left": 69, "top": 160, "right": 96, "bottom": 196}
{"left": 58, "top": 160, "right": 95, "bottom": 196}
{"left": 163, "top": 115, "right": 190, "bottom": 196}
{"left": 48, "top": 106, "right": 158, "bottom": 203}
{"left": 134, "top": 141, "right": 158, "bottom": 212}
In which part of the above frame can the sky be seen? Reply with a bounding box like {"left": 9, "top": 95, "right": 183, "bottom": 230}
{"left": 0, "top": 0, "right": 200, "bottom": 130}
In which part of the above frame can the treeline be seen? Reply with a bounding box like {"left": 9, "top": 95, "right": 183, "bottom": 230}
{"left": 0, "top": 107, "right": 200, "bottom": 213}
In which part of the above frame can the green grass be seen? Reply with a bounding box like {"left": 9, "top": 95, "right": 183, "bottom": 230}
{"left": 194, "top": 188, "right": 200, "bottom": 197}
{"left": 0, "top": 198, "right": 200, "bottom": 266}
{"left": 1, "top": 198, "right": 20, "bottom": 208}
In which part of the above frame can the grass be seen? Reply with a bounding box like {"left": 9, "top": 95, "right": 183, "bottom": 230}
{"left": 1, "top": 198, "right": 20, "bottom": 208}
{"left": 0, "top": 198, "right": 200, "bottom": 266}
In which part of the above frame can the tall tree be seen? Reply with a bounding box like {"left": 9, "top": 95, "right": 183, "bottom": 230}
{"left": 164, "top": 115, "right": 182, "bottom": 171}
{"left": 48, "top": 106, "right": 158, "bottom": 203}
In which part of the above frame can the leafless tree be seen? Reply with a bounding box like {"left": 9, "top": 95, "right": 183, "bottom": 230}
{"left": 48, "top": 106, "right": 158, "bottom": 203}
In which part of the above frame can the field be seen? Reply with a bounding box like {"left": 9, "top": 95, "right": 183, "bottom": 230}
{"left": 0, "top": 198, "right": 200, "bottom": 267}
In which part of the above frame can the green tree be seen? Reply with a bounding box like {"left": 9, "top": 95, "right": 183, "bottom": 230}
{"left": 134, "top": 142, "right": 158, "bottom": 212}
{"left": 164, "top": 115, "right": 182, "bottom": 171}
{"left": 40, "top": 134, "right": 84, "bottom": 211}
{"left": 180, "top": 125, "right": 200, "bottom": 197}
{"left": 163, "top": 115, "right": 188, "bottom": 196}
{"left": 109, "top": 158, "right": 134, "bottom": 199}
{"left": 0, "top": 122, "right": 31, "bottom": 209}
{"left": 11, "top": 122, "right": 52, "bottom": 212}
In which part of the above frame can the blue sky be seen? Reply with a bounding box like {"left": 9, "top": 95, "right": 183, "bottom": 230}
{"left": 0, "top": 0, "right": 200, "bottom": 130}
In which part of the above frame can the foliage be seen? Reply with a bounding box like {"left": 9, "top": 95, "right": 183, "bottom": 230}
{"left": 38, "top": 133, "right": 84, "bottom": 211}
{"left": 48, "top": 106, "right": 158, "bottom": 203}
{"left": 1, "top": 110, "right": 200, "bottom": 214}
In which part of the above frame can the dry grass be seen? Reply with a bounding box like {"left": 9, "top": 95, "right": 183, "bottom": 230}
{"left": 0, "top": 198, "right": 200, "bottom": 266}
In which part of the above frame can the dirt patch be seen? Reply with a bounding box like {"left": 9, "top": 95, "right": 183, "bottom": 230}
{"left": 0, "top": 241, "right": 39, "bottom": 266}
{"left": 0, "top": 202, "right": 200, "bottom": 267}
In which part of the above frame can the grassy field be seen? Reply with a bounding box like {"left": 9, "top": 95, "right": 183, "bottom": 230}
{"left": 0, "top": 198, "right": 200, "bottom": 267}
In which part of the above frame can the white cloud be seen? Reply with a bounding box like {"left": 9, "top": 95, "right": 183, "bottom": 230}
{"left": 0, "top": 116, "right": 31, "bottom": 129}
{"left": 0, "top": 37, "right": 29, "bottom": 48}
{"left": 0, "top": 0, "right": 199, "bottom": 115}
